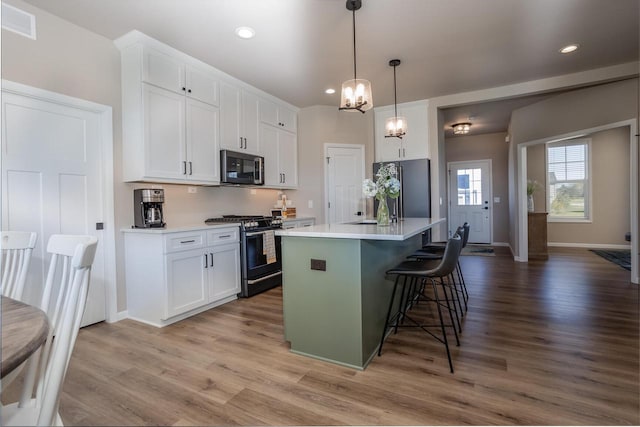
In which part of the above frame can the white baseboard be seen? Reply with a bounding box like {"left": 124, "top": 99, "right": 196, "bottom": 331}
{"left": 108, "top": 310, "right": 129, "bottom": 323}
{"left": 548, "top": 242, "right": 631, "bottom": 250}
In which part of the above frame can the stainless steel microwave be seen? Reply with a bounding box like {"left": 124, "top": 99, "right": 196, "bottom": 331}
{"left": 220, "top": 150, "right": 264, "bottom": 185}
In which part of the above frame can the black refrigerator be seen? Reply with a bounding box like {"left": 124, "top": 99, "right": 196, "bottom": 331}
{"left": 373, "top": 158, "right": 431, "bottom": 243}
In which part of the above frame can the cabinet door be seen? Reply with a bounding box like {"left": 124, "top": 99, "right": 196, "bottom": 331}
{"left": 143, "top": 84, "right": 187, "bottom": 179}
{"left": 398, "top": 103, "right": 429, "bottom": 160}
{"left": 143, "top": 47, "right": 184, "bottom": 93}
{"left": 209, "top": 243, "right": 241, "bottom": 301}
{"left": 278, "top": 106, "right": 297, "bottom": 133}
{"left": 186, "top": 66, "right": 218, "bottom": 106}
{"left": 242, "top": 90, "right": 260, "bottom": 154}
{"left": 374, "top": 108, "right": 402, "bottom": 162}
{"left": 219, "top": 82, "right": 242, "bottom": 150}
{"left": 186, "top": 98, "right": 219, "bottom": 183}
{"left": 258, "top": 98, "right": 278, "bottom": 127}
{"left": 279, "top": 130, "right": 298, "bottom": 188}
{"left": 165, "top": 248, "right": 209, "bottom": 319}
{"left": 260, "top": 123, "right": 280, "bottom": 186}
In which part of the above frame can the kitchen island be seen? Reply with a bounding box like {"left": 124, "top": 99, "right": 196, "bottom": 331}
{"left": 276, "top": 217, "right": 445, "bottom": 369}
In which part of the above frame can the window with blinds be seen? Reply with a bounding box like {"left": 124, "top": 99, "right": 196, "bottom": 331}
{"left": 546, "top": 139, "right": 591, "bottom": 221}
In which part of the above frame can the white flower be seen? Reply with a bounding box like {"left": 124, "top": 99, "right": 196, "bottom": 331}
{"left": 363, "top": 163, "right": 401, "bottom": 199}
{"left": 362, "top": 179, "right": 378, "bottom": 197}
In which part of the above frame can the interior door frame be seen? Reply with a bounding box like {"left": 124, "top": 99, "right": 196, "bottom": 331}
{"left": 447, "top": 159, "right": 494, "bottom": 243}
{"left": 323, "top": 143, "right": 366, "bottom": 224}
{"left": 1, "top": 79, "right": 118, "bottom": 321}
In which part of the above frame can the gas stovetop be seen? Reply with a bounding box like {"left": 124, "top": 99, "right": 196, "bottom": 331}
{"left": 204, "top": 215, "right": 282, "bottom": 231}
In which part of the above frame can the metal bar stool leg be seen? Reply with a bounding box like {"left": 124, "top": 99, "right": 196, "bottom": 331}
{"left": 378, "top": 275, "right": 401, "bottom": 356}
{"left": 440, "top": 277, "right": 461, "bottom": 342}
{"left": 431, "top": 278, "right": 455, "bottom": 373}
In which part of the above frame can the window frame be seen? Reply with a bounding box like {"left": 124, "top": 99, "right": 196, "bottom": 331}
{"left": 545, "top": 138, "right": 592, "bottom": 223}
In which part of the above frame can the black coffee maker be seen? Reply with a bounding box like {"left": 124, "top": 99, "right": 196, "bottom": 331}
{"left": 134, "top": 189, "right": 166, "bottom": 228}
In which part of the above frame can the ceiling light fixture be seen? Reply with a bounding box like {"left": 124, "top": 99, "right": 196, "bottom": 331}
{"left": 559, "top": 43, "right": 579, "bottom": 54}
{"left": 384, "top": 59, "right": 406, "bottom": 139}
{"left": 452, "top": 123, "right": 471, "bottom": 135}
{"left": 325, "top": 88, "right": 336, "bottom": 94}
{"left": 235, "top": 26, "right": 255, "bottom": 39}
{"left": 339, "top": 0, "right": 372, "bottom": 113}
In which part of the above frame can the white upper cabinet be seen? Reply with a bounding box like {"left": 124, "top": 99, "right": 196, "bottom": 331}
{"left": 260, "top": 123, "right": 298, "bottom": 189}
{"left": 219, "top": 82, "right": 260, "bottom": 154}
{"left": 374, "top": 100, "right": 429, "bottom": 162}
{"left": 259, "top": 98, "right": 297, "bottom": 133}
{"left": 115, "top": 31, "right": 298, "bottom": 186}
{"left": 143, "top": 47, "right": 218, "bottom": 106}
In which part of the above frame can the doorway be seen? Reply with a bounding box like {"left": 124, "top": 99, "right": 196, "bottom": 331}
{"left": 448, "top": 160, "right": 493, "bottom": 244}
{"left": 324, "top": 144, "right": 366, "bottom": 224}
{"left": 1, "top": 80, "right": 116, "bottom": 325}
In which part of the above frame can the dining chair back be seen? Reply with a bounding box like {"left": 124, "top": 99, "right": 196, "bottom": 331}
{"left": 1, "top": 231, "right": 38, "bottom": 301}
{"left": 1, "top": 234, "right": 98, "bottom": 427}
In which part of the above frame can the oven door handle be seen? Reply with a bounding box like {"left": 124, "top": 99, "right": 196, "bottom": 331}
{"left": 247, "top": 271, "right": 282, "bottom": 285}
{"left": 245, "top": 230, "right": 271, "bottom": 237}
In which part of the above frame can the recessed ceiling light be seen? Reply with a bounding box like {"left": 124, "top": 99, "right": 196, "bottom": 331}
{"left": 559, "top": 44, "right": 579, "bottom": 54}
{"left": 325, "top": 88, "right": 335, "bottom": 94}
{"left": 235, "top": 26, "right": 255, "bottom": 39}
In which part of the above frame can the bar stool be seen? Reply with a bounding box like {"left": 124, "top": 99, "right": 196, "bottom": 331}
{"left": 411, "top": 223, "right": 470, "bottom": 307}
{"left": 378, "top": 234, "right": 463, "bottom": 373}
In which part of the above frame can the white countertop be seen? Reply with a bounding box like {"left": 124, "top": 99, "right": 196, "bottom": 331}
{"left": 121, "top": 223, "right": 240, "bottom": 234}
{"left": 282, "top": 216, "right": 315, "bottom": 222}
{"left": 275, "top": 217, "right": 445, "bottom": 241}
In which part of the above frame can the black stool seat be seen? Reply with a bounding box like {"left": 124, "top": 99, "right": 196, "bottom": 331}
{"left": 387, "top": 259, "right": 438, "bottom": 275}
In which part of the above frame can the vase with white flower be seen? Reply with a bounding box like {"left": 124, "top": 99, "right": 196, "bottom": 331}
{"left": 527, "top": 179, "right": 539, "bottom": 212}
{"left": 363, "top": 163, "right": 401, "bottom": 226}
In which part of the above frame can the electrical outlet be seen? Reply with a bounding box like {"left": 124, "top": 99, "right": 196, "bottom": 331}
{"left": 308, "top": 200, "right": 313, "bottom": 209}
{"left": 310, "top": 259, "right": 326, "bottom": 271}
{"left": 187, "top": 187, "right": 197, "bottom": 194}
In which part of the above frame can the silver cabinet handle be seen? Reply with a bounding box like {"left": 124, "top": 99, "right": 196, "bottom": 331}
{"left": 183, "top": 161, "right": 187, "bottom": 175}
{"left": 403, "top": 148, "right": 406, "bottom": 157}
{"left": 218, "top": 234, "right": 232, "bottom": 239}
{"left": 204, "top": 253, "right": 208, "bottom": 268}
{"left": 239, "top": 136, "right": 243, "bottom": 148}
{"left": 189, "top": 161, "right": 193, "bottom": 175}
{"left": 398, "top": 148, "right": 401, "bottom": 158}
{"left": 244, "top": 137, "right": 248, "bottom": 149}
{"left": 180, "top": 239, "right": 195, "bottom": 244}
{"left": 210, "top": 253, "right": 214, "bottom": 267}
{"left": 283, "top": 173, "right": 286, "bottom": 183}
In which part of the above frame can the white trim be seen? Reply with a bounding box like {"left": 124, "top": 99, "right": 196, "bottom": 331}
{"left": 114, "top": 310, "right": 129, "bottom": 322}
{"left": 492, "top": 242, "right": 510, "bottom": 247}
{"left": 548, "top": 242, "right": 632, "bottom": 250}
{"left": 323, "top": 143, "right": 366, "bottom": 225}
{"left": 518, "top": 119, "right": 638, "bottom": 284}
{"left": 1, "top": 79, "right": 119, "bottom": 322}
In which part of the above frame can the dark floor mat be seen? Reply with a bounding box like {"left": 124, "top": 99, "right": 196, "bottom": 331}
{"left": 589, "top": 249, "right": 631, "bottom": 271}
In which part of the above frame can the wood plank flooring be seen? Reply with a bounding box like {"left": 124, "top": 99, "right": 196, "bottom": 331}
{"left": 5, "top": 247, "right": 638, "bottom": 425}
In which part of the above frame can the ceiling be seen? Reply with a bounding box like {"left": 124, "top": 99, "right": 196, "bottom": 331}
{"left": 19, "top": 0, "right": 640, "bottom": 135}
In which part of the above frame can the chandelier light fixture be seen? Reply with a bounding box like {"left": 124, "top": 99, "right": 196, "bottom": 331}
{"left": 452, "top": 122, "right": 471, "bottom": 135}
{"left": 339, "top": 0, "right": 373, "bottom": 113}
{"left": 384, "top": 59, "right": 407, "bottom": 139}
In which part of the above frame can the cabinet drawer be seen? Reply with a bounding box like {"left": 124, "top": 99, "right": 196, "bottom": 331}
{"left": 164, "top": 231, "right": 205, "bottom": 253}
{"left": 207, "top": 227, "right": 239, "bottom": 246}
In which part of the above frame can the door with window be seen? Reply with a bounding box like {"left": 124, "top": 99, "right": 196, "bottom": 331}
{"left": 448, "top": 160, "right": 492, "bottom": 243}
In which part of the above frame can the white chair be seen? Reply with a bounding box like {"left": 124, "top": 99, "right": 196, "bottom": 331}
{"left": 1, "top": 231, "right": 38, "bottom": 300}
{"left": 1, "top": 234, "right": 98, "bottom": 427}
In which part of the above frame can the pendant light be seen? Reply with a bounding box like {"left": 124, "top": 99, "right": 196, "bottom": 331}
{"left": 384, "top": 59, "right": 407, "bottom": 139}
{"left": 339, "top": 0, "right": 373, "bottom": 113}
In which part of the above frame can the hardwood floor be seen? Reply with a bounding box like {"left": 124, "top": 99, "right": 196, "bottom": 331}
{"left": 12, "top": 247, "right": 640, "bottom": 425}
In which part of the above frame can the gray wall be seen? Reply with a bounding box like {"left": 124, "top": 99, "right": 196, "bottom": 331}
{"left": 508, "top": 78, "right": 638, "bottom": 256}
{"left": 1, "top": 0, "right": 371, "bottom": 314}
{"left": 527, "top": 127, "right": 631, "bottom": 245}
{"left": 445, "top": 132, "right": 510, "bottom": 244}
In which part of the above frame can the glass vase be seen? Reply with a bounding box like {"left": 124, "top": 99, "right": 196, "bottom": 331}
{"left": 376, "top": 197, "right": 390, "bottom": 226}
{"left": 527, "top": 194, "right": 534, "bottom": 212}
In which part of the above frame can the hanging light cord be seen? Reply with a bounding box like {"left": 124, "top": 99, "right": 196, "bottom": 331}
{"left": 352, "top": 4, "right": 357, "bottom": 81}
{"left": 393, "top": 64, "right": 398, "bottom": 119}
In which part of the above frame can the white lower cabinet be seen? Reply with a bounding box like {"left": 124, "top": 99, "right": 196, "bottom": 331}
{"left": 124, "top": 226, "right": 240, "bottom": 327}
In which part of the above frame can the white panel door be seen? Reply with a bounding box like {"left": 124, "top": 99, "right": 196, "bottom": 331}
{"left": 259, "top": 124, "right": 280, "bottom": 186}
{"left": 326, "top": 146, "right": 365, "bottom": 224}
{"left": 241, "top": 90, "right": 260, "bottom": 154}
{"left": 1, "top": 92, "right": 106, "bottom": 326}
{"left": 219, "top": 82, "right": 242, "bottom": 151}
{"left": 185, "top": 65, "right": 218, "bottom": 106}
{"left": 448, "top": 160, "right": 492, "bottom": 244}
{"left": 279, "top": 130, "right": 297, "bottom": 188}
{"left": 209, "top": 243, "right": 241, "bottom": 301}
{"left": 164, "top": 248, "right": 208, "bottom": 319}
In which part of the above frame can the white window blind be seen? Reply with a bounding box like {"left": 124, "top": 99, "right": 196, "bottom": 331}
{"left": 546, "top": 139, "right": 591, "bottom": 221}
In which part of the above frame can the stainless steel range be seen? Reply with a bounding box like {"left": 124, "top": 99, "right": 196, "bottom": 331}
{"left": 205, "top": 215, "right": 283, "bottom": 297}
